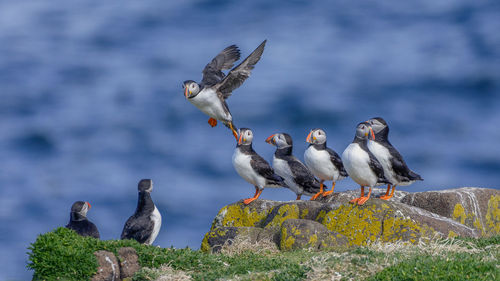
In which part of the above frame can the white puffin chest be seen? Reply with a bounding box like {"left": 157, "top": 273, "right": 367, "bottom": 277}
{"left": 342, "top": 143, "right": 378, "bottom": 187}
{"left": 367, "top": 140, "right": 397, "bottom": 184}
{"left": 304, "top": 146, "right": 337, "bottom": 181}
{"left": 189, "top": 88, "right": 231, "bottom": 121}
{"left": 232, "top": 148, "right": 265, "bottom": 187}
{"left": 146, "top": 206, "right": 162, "bottom": 245}
{"left": 273, "top": 156, "right": 302, "bottom": 194}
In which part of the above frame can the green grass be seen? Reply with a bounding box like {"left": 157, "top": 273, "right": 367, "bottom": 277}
{"left": 27, "top": 228, "right": 499, "bottom": 281}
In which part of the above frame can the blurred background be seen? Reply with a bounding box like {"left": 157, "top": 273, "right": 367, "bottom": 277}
{"left": 0, "top": 0, "right": 499, "bottom": 279}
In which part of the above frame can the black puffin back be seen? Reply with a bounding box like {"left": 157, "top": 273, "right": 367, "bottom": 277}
{"left": 66, "top": 201, "right": 100, "bottom": 239}
{"left": 121, "top": 191, "right": 155, "bottom": 243}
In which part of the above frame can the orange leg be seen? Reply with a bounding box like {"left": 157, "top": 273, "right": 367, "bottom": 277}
{"left": 322, "top": 182, "right": 336, "bottom": 197}
{"left": 381, "top": 185, "right": 396, "bottom": 200}
{"left": 350, "top": 186, "right": 364, "bottom": 204}
{"left": 243, "top": 187, "right": 263, "bottom": 205}
{"left": 296, "top": 194, "right": 302, "bottom": 200}
{"left": 310, "top": 181, "right": 324, "bottom": 200}
{"left": 380, "top": 184, "right": 393, "bottom": 200}
{"left": 208, "top": 118, "right": 218, "bottom": 127}
{"left": 357, "top": 186, "right": 372, "bottom": 205}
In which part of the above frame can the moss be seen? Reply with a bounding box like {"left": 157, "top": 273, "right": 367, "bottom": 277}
{"left": 485, "top": 195, "right": 500, "bottom": 235}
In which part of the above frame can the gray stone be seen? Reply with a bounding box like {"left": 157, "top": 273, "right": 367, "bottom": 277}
{"left": 279, "top": 219, "right": 348, "bottom": 250}
{"left": 91, "top": 250, "right": 120, "bottom": 281}
{"left": 117, "top": 247, "right": 140, "bottom": 279}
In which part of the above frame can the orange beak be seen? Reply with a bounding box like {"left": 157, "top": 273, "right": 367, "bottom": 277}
{"left": 86, "top": 202, "right": 91, "bottom": 209}
{"left": 184, "top": 87, "right": 189, "bottom": 98}
{"left": 306, "top": 131, "right": 313, "bottom": 143}
{"left": 265, "top": 134, "right": 275, "bottom": 145}
{"left": 238, "top": 133, "right": 243, "bottom": 145}
{"left": 369, "top": 128, "right": 375, "bottom": 140}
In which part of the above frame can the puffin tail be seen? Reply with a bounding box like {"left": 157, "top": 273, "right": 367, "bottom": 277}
{"left": 268, "top": 175, "right": 287, "bottom": 188}
{"left": 408, "top": 170, "right": 423, "bottom": 181}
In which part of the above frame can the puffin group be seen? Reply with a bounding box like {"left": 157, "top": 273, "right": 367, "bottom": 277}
{"left": 184, "top": 40, "right": 423, "bottom": 206}
{"left": 64, "top": 40, "right": 422, "bottom": 246}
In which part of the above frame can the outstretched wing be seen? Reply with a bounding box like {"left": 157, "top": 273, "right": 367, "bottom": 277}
{"left": 215, "top": 40, "right": 267, "bottom": 98}
{"left": 201, "top": 45, "right": 241, "bottom": 87}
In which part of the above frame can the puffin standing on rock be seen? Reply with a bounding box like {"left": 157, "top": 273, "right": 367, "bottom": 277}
{"left": 232, "top": 128, "right": 287, "bottom": 204}
{"left": 266, "top": 133, "right": 322, "bottom": 200}
{"left": 342, "top": 122, "right": 390, "bottom": 205}
{"left": 367, "top": 117, "right": 423, "bottom": 200}
{"left": 121, "top": 179, "right": 162, "bottom": 245}
{"left": 66, "top": 201, "right": 100, "bottom": 239}
{"left": 183, "top": 40, "right": 267, "bottom": 139}
{"left": 304, "top": 128, "right": 348, "bottom": 200}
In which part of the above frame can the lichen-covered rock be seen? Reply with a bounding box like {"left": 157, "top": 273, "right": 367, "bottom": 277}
{"left": 91, "top": 250, "right": 120, "bottom": 281}
{"left": 401, "top": 187, "right": 500, "bottom": 236}
{"left": 117, "top": 247, "right": 140, "bottom": 280}
{"left": 279, "top": 219, "right": 348, "bottom": 250}
{"left": 210, "top": 200, "right": 283, "bottom": 230}
{"left": 201, "top": 226, "right": 275, "bottom": 253}
{"left": 317, "top": 187, "right": 409, "bottom": 204}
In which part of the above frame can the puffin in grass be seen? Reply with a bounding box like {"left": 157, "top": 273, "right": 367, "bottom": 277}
{"left": 304, "top": 128, "right": 348, "bottom": 200}
{"left": 66, "top": 201, "right": 100, "bottom": 239}
{"left": 266, "top": 133, "right": 322, "bottom": 200}
{"left": 342, "top": 122, "right": 390, "bottom": 205}
{"left": 367, "top": 117, "right": 423, "bottom": 200}
{"left": 232, "top": 128, "right": 287, "bottom": 204}
{"left": 183, "top": 40, "right": 267, "bottom": 139}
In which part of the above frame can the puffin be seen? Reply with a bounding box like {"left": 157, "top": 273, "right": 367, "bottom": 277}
{"left": 232, "top": 128, "right": 287, "bottom": 204}
{"left": 304, "top": 128, "right": 348, "bottom": 200}
{"left": 183, "top": 40, "right": 267, "bottom": 139}
{"left": 367, "top": 117, "right": 423, "bottom": 200}
{"left": 266, "top": 133, "right": 321, "bottom": 200}
{"left": 342, "top": 122, "right": 390, "bottom": 205}
{"left": 121, "top": 179, "right": 162, "bottom": 245}
{"left": 66, "top": 201, "right": 100, "bottom": 239}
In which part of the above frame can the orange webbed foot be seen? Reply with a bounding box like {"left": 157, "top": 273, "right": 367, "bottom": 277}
{"left": 379, "top": 194, "right": 393, "bottom": 200}
{"left": 357, "top": 196, "right": 370, "bottom": 205}
{"left": 243, "top": 197, "right": 257, "bottom": 205}
{"left": 350, "top": 197, "right": 360, "bottom": 204}
{"left": 322, "top": 190, "right": 334, "bottom": 197}
{"left": 310, "top": 192, "right": 322, "bottom": 200}
{"left": 208, "top": 118, "right": 218, "bottom": 127}
{"left": 232, "top": 129, "right": 238, "bottom": 140}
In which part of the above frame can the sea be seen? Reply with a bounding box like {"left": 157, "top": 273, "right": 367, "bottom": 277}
{"left": 0, "top": 0, "right": 499, "bottom": 279}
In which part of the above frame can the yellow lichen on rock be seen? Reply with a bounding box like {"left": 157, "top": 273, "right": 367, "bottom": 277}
{"left": 485, "top": 195, "right": 500, "bottom": 235}
{"left": 265, "top": 204, "right": 300, "bottom": 228}
{"left": 453, "top": 204, "right": 467, "bottom": 225}
{"left": 280, "top": 227, "right": 295, "bottom": 250}
{"left": 212, "top": 204, "right": 270, "bottom": 229}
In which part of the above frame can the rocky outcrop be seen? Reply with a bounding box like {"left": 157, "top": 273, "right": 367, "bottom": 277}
{"left": 91, "top": 247, "right": 141, "bottom": 281}
{"left": 401, "top": 187, "right": 500, "bottom": 236}
{"left": 202, "top": 187, "right": 498, "bottom": 252}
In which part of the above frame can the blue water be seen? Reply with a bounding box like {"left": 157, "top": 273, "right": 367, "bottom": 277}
{"left": 1, "top": 0, "right": 499, "bottom": 279}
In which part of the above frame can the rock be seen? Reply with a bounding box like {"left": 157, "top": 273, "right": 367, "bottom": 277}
{"left": 317, "top": 187, "right": 409, "bottom": 204}
{"left": 117, "top": 247, "right": 140, "bottom": 280}
{"left": 279, "top": 219, "right": 348, "bottom": 250}
{"left": 210, "top": 200, "right": 283, "bottom": 230}
{"left": 201, "top": 226, "right": 275, "bottom": 253}
{"left": 401, "top": 187, "right": 500, "bottom": 236}
{"left": 91, "top": 250, "right": 120, "bottom": 281}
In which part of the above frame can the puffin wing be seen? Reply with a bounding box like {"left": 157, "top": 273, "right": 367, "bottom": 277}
{"left": 368, "top": 152, "right": 391, "bottom": 184}
{"left": 215, "top": 40, "right": 266, "bottom": 98}
{"left": 201, "top": 45, "right": 241, "bottom": 87}
{"left": 121, "top": 215, "right": 154, "bottom": 244}
{"left": 387, "top": 146, "right": 423, "bottom": 181}
{"left": 250, "top": 154, "right": 285, "bottom": 186}
{"left": 326, "top": 147, "right": 348, "bottom": 177}
{"left": 288, "top": 158, "right": 321, "bottom": 192}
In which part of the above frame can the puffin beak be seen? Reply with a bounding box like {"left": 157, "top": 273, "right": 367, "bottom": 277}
{"left": 184, "top": 87, "right": 190, "bottom": 98}
{"left": 306, "top": 131, "right": 313, "bottom": 143}
{"left": 86, "top": 202, "right": 91, "bottom": 209}
{"left": 369, "top": 128, "right": 375, "bottom": 140}
{"left": 265, "top": 134, "right": 276, "bottom": 145}
{"left": 238, "top": 133, "right": 243, "bottom": 145}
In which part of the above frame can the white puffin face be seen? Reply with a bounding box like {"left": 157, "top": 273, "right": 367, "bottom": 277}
{"left": 306, "top": 129, "right": 326, "bottom": 144}
{"left": 183, "top": 81, "right": 200, "bottom": 98}
{"left": 368, "top": 118, "right": 387, "bottom": 135}
{"left": 266, "top": 133, "right": 291, "bottom": 148}
{"left": 238, "top": 128, "right": 253, "bottom": 145}
{"left": 355, "top": 122, "right": 372, "bottom": 140}
{"left": 71, "top": 201, "right": 90, "bottom": 216}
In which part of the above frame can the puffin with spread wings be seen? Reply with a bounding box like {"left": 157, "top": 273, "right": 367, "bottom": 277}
{"left": 183, "top": 40, "right": 267, "bottom": 139}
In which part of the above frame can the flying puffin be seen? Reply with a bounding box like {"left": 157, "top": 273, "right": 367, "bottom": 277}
{"left": 304, "top": 128, "right": 348, "bottom": 200}
{"left": 66, "top": 201, "right": 100, "bottom": 239}
{"left": 367, "top": 117, "right": 423, "bottom": 200}
{"left": 232, "top": 128, "right": 287, "bottom": 204}
{"left": 342, "top": 122, "right": 390, "bottom": 205}
{"left": 121, "top": 179, "right": 162, "bottom": 245}
{"left": 183, "top": 40, "right": 267, "bottom": 140}
{"left": 266, "top": 133, "right": 321, "bottom": 200}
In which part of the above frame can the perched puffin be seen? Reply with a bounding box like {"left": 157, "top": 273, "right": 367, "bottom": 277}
{"left": 342, "top": 122, "right": 390, "bottom": 205}
{"left": 304, "top": 128, "right": 348, "bottom": 200}
{"left": 183, "top": 40, "right": 267, "bottom": 139}
{"left": 367, "top": 117, "right": 423, "bottom": 200}
{"left": 232, "top": 128, "right": 287, "bottom": 204}
{"left": 66, "top": 201, "right": 100, "bottom": 239}
{"left": 121, "top": 179, "right": 162, "bottom": 245}
{"left": 266, "top": 133, "right": 321, "bottom": 200}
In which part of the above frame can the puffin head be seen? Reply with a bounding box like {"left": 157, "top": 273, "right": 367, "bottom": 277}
{"left": 266, "top": 133, "right": 292, "bottom": 149}
{"left": 238, "top": 128, "right": 254, "bottom": 145}
{"left": 183, "top": 80, "right": 200, "bottom": 99}
{"left": 71, "top": 201, "right": 91, "bottom": 217}
{"left": 138, "top": 179, "right": 153, "bottom": 193}
{"left": 306, "top": 128, "right": 326, "bottom": 145}
{"left": 355, "top": 122, "right": 375, "bottom": 140}
{"left": 367, "top": 117, "right": 387, "bottom": 136}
